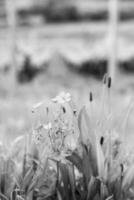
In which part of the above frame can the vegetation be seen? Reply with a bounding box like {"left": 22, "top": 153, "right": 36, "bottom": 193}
{"left": 0, "top": 76, "right": 134, "bottom": 200}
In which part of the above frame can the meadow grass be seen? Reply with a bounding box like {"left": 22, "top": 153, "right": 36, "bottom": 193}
{"left": 0, "top": 76, "right": 134, "bottom": 200}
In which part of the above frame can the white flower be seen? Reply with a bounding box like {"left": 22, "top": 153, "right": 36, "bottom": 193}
{"left": 32, "top": 101, "right": 45, "bottom": 111}
{"left": 32, "top": 129, "right": 43, "bottom": 145}
{"left": 43, "top": 122, "right": 52, "bottom": 130}
{"left": 52, "top": 92, "right": 71, "bottom": 104}
{"left": 64, "top": 135, "right": 77, "bottom": 151}
{"left": 32, "top": 123, "right": 52, "bottom": 145}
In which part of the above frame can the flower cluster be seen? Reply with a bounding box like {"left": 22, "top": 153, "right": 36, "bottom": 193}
{"left": 32, "top": 123, "right": 52, "bottom": 145}
{"left": 32, "top": 92, "right": 78, "bottom": 157}
{"left": 52, "top": 92, "right": 71, "bottom": 104}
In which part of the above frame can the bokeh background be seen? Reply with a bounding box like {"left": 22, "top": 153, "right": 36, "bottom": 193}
{"left": 0, "top": 0, "right": 134, "bottom": 145}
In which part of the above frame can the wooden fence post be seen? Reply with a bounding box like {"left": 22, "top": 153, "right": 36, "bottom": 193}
{"left": 108, "top": 0, "right": 119, "bottom": 81}
{"left": 6, "top": 0, "right": 17, "bottom": 82}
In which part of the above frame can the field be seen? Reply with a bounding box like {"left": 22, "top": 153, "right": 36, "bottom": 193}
{"left": 1, "top": 16, "right": 134, "bottom": 199}
{"left": 1, "top": 68, "right": 134, "bottom": 199}
{"left": 1, "top": 0, "right": 134, "bottom": 198}
{"left": 1, "top": 21, "right": 134, "bottom": 67}
{"left": 0, "top": 21, "right": 134, "bottom": 144}
{"left": 0, "top": 60, "right": 134, "bottom": 150}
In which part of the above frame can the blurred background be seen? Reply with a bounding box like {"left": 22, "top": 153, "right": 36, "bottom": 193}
{"left": 0, "top": 0, "right": 134, "bottom": 143}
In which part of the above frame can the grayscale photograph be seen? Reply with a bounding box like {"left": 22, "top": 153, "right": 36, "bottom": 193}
{"left": 0, "top": 0, "right": 134, "bottom": 199}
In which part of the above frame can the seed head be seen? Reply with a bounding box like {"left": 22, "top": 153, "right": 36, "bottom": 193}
{"left": 100, "top": 136, "right": 104, "bottom": 145}
{"left": 89, "top": 92, "right": 93, "bottom": 102}
{"left": 46, "top": 107, "right": 49, "bottom": 115}
{"left": 52, "top": 92, "right": 71, "bottom": 104}
{"left": 120, "top": 163, "right": 124, "bottom": 173}
{"left": 108, "top": 77, "right": 112, "bottom": 88}
{"left": 103, "top": 74, "right": 107, "bottom": 84}
{"left": 62, "top": 107, "right": 66, "bottom": 113}
{"left": 73, "top": 110, "right": 77, "bottom": 116}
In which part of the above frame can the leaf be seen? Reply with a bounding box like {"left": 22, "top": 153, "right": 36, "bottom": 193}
{"left": 16, "top": 195, "right": 25, "bottom": 200}
{"left": 67, "top": 145, "right": 98, "bottom": 186}
{"left": 82, "top": 107, "right": 96, "bottom": 144}
{"left": 0, "top": 193, "right": 8, "bottom": 200}
{"left": 105, "top": 195, "right": 113, "bottom": 200}
{"left": 66, "top": 152, "right": 83, "bottom": 172}
{"left": 58, "top": 163, "right": 70, "bottom": 200}
{"left": 0, "top": 158, "right": 16, "bottom": 198}
{"left": 111, "top": 178, "right": 122, "bottom": 200}
{"left": 23, "top": 167, "right": 35, "bottom": 194}
{"left": 78, "top": 106, "right": 95, "bottom": 146}
{"left": 82, "top": 145, "right": 95, "bottom": 185}
{"left": 57, "top": 190, "right": 62, "bottom": 200}
{"left": 78, "top": 106, "right": 98, "bottom": 180}
{"left": 68, "top": 164, "right": 76, "bottom": 200}
{"left": 78, "top": 106, "right": 89, "bottom": 145}
{"left": 122, "top": 165, "right": 134, "bottom": 190}
{"left": 35, "top": 157, "right": 49, "bottom": 189}
{"left": 96, "top": 138, "right": 106, "bottom": 179}
{"left": 100, "top": 182, "right": 109, "bottom": 200}
{"left": 31, "top": 146, "right": 39, "bottom": 172}
{"left": 27, "top": 173, "right": 38, "bottom": 193}
{"left": 87, "top": 176, "right": 100, "bottom": 200}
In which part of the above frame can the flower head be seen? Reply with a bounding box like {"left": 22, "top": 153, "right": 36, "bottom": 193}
{"left": 32, "top": 101, "right": 45, "bottom": 113}
{"left": 32, "top": 125, "right": 44, "bottom": 145}
{"left": 32, "top": 123, "right": 52, "bottom": 145}
{"left": 64, "top": 134, "right": 77, "bottom": 151}
{"left": 43, "top": 122, "right": 52, "bottom": 130}
{"left": 52, "top": 92, "right": 71, "bottom": 104}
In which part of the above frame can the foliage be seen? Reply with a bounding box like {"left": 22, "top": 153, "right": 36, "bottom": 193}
{"left": 0, "top": 77, "right": 134, "bottom": 200}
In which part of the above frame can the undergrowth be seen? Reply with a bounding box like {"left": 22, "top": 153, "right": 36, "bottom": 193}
{"left": 0, "top": 76, "right": 134, "bottom": 200}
